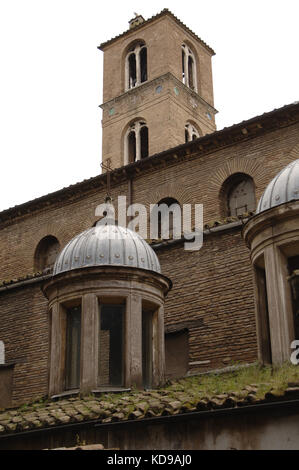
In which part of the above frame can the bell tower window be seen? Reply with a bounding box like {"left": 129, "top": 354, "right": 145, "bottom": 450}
{"left": 185, "top": 123, "right": 200, "bottom": 142}
{"left": 182, "top": 44, "right": 197, "bottom": 92}
{"left": 124, "top": 121, "right": 149, "bottom": 164}
{"left": 125, "top": 42, "right": 147, "bottom": 91}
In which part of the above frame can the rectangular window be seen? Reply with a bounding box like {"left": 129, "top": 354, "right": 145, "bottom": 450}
{"left": 142, "top": 310, "right": 153, "bottom": 388}
{"left": 98, "top": 304, "right": 124, "bottom": 387}
{"left": 65, "top": 306, "right": 81, "bottom": 390}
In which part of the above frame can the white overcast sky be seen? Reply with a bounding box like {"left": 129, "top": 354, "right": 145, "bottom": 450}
{"left": 0, "top": 0, "right": 298, "bottom": 212}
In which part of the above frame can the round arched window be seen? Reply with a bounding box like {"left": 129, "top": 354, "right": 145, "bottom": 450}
{"left": 125, "top": 42, "right": 147, "bottom": 91}
{"left": 226, "top": 175, "right": 256, "bottom": 217}
{"left": 124, "top": 120, "right": 149, "bottom": 164}
{"left": 34, "top": 236, "right": 60, "bottom": 273}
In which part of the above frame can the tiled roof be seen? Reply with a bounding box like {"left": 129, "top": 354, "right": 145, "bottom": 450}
{"left": 98, "top": 9, "right": 215, "bottom": 55}
{"left": 1, "top": 364, "right": 299, "bottom": 437}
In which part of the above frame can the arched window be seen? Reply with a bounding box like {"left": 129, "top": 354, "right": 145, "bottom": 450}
{"left": 125, "top": 42, "right": 147, "bottom": 91}
{"left": 34, "top": 236, "right": 60, "bottom": 273}
{"left": 185, "top": 122, "right": 200, "bottom": 142}
{"left": 223, "top": 174, "right": 256, "bottom": 217}
{"left": 124, "top": 121, "right": 149, "bottom": 164}
{"left": 182, "top": 44, "right": 197, "bottom": 92}
{"left": 156, "top": 197, "right": 181, "bottom": 239}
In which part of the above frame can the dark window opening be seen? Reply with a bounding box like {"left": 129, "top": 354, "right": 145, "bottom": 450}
{"left": 185, "top": 128, "right": 189, "bottom": 143}
{"left": 255, "top": 267, "right": 272, "bottom": 364}
{"left": 98, "top": 304, "right": 124, "bottom": 387}
{"left": 140, "top": 47, "right": 147, "bottom": 83}
{"left": 128, "top": 130, "right": 136, "bottom": 163}
{"left": 140, "top": 126, "right": 149, "bottom": 159}
{"left": 182, "top": 49, "right": 185, "bottom": 82}
{"left": 157, "top": 197, "right": 180, "bottom": 239}
{"left": 142, "top": 310, "right": 153, "bottom": 388}
{"left": 65, "top": 306, "right": 81, "bottom": 390}
{"left": 128, "top": 53, "right": 137, "bottom": 88}
{"left": 288, "top": 256, "right": 299, "bottom": 339}
{"left": 188, "top": 56, "right": 194, "bottom": 90}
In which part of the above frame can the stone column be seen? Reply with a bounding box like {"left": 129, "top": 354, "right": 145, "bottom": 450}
{"left": 49, "top": 302, "right": 66, "bottom": 396}
{"left": 253, "top": 265, "right": 272, "bottom": 364}
{"left": 135, "top": 122, "right": 141, "bottom": 161}
{"left": 157, "top": 305, "right": 165, "bottom": 386}
{"left": 81, "top": 294, "right": 98, "bottom": 393}
{"left": 127, "top": 293, "right": 142, "bottom": 388}
{"left": 184, "top": 52, "right": 189, "bottom": 87}
{"left": 125, "top": 55, "right": 129, "bottom": 91}
{"left": 264, "top": 244, "right": 295, "bottom": 364}
{"left": 136, "top": 45, "right": 141, "bottom": 86}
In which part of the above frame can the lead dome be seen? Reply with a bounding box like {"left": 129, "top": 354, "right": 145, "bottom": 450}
{"left": 256, "top": 159, "right": 299, "bottom": 214}
{"left": 53, "top": 223, "right": 161, "bottom": 275}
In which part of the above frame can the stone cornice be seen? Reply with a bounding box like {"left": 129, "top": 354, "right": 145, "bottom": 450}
{"left": 100, "top": 72, "right": 217, "bottom": 116}
{"left": 0, "top": 102, "right": 298, "bottom": 227}
{"left": 243, "top": 200, "right": 299, "bottom": 249}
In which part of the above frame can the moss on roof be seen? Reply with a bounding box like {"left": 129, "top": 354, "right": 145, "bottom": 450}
{"left": 1, "top": 362, "right": 299, "bottom": 436}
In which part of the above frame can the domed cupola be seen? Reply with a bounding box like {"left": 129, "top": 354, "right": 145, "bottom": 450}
{"left": 243, "top": 158, "right": 299, "bottom": 366}
{"left": 43, "top": 221, "right": 171, "bottom": 398}
{"left": 256, "top": 158, "right": 299, "bottom": 214}
{"left": 53, "top": 224, "right": 161, "bottom": 276}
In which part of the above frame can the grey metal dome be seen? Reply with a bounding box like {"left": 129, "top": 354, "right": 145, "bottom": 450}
{"left": 256, "top": 159, "right": 299, "bottom": 214}
{"left": 53, "top": 224, "right": 161, "bottom": 275}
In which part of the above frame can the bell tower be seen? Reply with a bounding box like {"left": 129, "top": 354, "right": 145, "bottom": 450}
{"left": 98, "top": 9, "right": 217, "bottom": 169}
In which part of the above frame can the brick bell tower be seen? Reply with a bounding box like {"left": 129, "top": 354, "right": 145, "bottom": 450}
{"left": 98, "top": 9, "right": 217, "bottom": 170}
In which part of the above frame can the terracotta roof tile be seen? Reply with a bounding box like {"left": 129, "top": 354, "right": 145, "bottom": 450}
{"left": 0, "top": 364, "right": 299, "bottom": 437}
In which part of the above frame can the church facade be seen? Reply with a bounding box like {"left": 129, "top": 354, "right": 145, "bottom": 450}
{"left": 0, "top": 9, "right": 299, "bottom": 449}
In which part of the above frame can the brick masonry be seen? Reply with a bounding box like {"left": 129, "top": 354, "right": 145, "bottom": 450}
{"left": 0, "top": 8, "right": 299, "bottom": 406}
{"left": 0, "top": 120, "right": 298, "bottom": 406}
{"left": 100, "top": 12, "right": 216, "bottom": 168}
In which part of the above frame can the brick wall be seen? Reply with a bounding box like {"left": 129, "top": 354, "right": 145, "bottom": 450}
{"left": 0, "top": 284, "right": 49, "bottom": 405}
{"left": 0, "top": 122, "right": 298, "bottom": 405}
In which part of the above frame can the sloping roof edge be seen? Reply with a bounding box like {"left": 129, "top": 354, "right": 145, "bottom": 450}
{"left": 98, "top": 9, "right": 215, "bottom": 56}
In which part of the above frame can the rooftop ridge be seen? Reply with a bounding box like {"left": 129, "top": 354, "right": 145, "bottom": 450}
{"left": 98, "top": 9, "right": 215, "bottom": 56}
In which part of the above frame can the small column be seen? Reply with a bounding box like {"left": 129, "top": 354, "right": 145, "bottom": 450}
{"left": 125, "top": 55, "right": 129, "bottom": 91}
{"left": 49, "top": 303, "right": 66, "bottom": 396}
{"left": 0, "top": 341, "right": 4, "bottom": 365}
{"left": 124, "top": 129, "right": 129, "bottom": 165}
{"left": 81, "top": 294, "right": 98, "bottom": 393}
{"left": 135, "top": 122, "right": 141, "bottom": 161}
{"left": 264, "top": 244, "right": 295, "bottom": 364}
{"left": 184, "top": 51, "right": 189, "bottom": 88}
{"left": 253, "top": 265, "right": 272, "bottom": 364}
{"left": 128, "top": 293, "right": 142, "bottom": 388}
{"left": 155, "top": 305, "right": 165, "bottom": 387}
{"left": 136, "top": 45, "right": 141, "bottom": 86}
